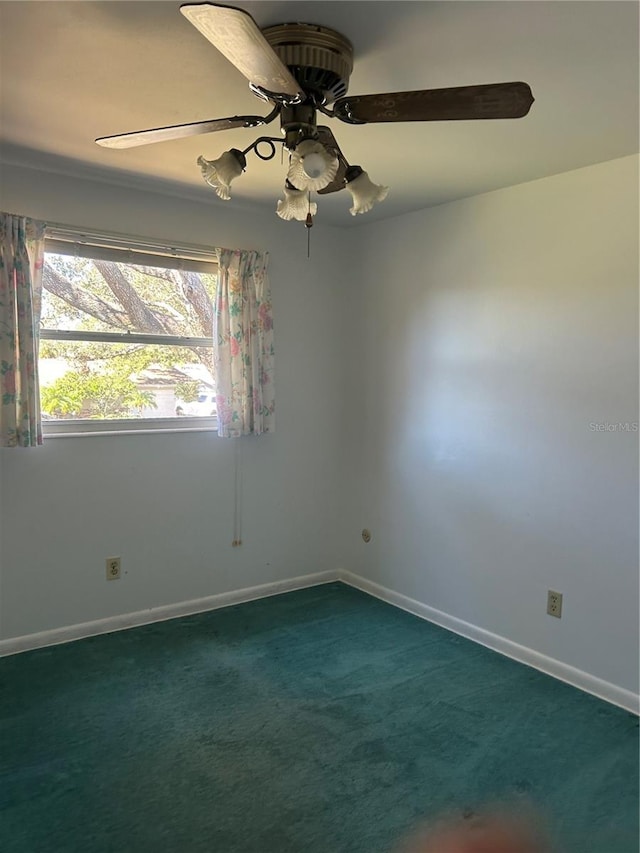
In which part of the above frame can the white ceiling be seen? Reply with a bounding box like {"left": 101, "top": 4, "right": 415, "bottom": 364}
{"left": 1, "top": 1, "right": 638, "bottom": 226}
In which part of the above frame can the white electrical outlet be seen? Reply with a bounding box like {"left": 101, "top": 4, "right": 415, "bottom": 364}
{"left": 547, "top": 590, "right": 563, "bottom": 618}
{"left": 106, "top": 557, "right": 121, "bottom": 581}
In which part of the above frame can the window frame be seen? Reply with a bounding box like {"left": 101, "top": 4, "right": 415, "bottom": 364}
{"left": 40, "top": 228, "right": 218, "bottom": 437}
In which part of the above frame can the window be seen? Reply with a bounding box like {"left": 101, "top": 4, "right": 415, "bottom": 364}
{"left": 40, "top": 227, "right": 218, "bottom": 434}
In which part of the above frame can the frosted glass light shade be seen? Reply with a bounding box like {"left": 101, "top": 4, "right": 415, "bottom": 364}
{"left": 345, "top": 169, "right": 389, "bottom": 216}
{"left": 276, "top": 186, "right": 318, "bottom": 221}
{"left": 197, "top": 149, "right": 246, "bottom": 200}
{"left": 287, "top": 140, "right": 338, "bottom": 192}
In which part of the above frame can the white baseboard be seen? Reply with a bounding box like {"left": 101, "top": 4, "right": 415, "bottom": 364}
{"left": 2, "top": 567, "right": 637, "bottom": 715}
{"left": 0, "top": 570, "right": 339, "bottom": 657}
{"left": 340, "top": 571, "right": 639, "bottom": 716}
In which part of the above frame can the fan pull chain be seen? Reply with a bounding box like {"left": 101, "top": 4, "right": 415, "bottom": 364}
{"left": 231, "top": 438, "right": 243, "bottom": 547}
{"left": 305, "top": 192, "right": 313, "bottom": 258}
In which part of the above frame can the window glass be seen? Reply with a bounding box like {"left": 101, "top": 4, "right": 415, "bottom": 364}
{"left": 40, "top": 243, "right": 217, "bottom": 427}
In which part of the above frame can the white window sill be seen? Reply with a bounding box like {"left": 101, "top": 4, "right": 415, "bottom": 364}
{"left": 43, "top": 416, "right": 218, "bottom": 438}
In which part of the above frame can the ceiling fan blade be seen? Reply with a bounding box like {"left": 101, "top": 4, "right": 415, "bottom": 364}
{"left": 95, "top": 114, "right": 270, "bottom": 149}
{"left": 333, "top": 82, "right": 534, "bottom": 124}
{"left": 180, "top": 3, "right": 303, "bottom": 101}
{"left": 316, "top": 126, "right": 350, "bottom": 195}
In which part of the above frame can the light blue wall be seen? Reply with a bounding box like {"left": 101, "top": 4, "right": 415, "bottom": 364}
{"left": 0, "top": 165, "right": 357, "bottom": 638}
{"left": 350, "top": 156, "right": 639, "bottom": 694}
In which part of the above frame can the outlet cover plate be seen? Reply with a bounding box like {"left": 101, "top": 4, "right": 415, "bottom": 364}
{"left": 106, "top": 557, "right": 121, "bottom": 581}
{"left": 547, "top": 589, "right": 563, "bottom": 618}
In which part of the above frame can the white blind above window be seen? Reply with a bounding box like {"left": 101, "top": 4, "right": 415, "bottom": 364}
{"left": 45, "top": 226, "right": 217, "bottom": 275}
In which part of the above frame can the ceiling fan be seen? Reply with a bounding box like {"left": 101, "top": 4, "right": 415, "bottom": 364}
{"left": 96, "top": 3, "right": 534, "bottom": 221}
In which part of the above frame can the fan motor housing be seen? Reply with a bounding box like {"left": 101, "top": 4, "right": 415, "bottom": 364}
{"left": 262, "top": 23, "right": 353, "bottom": 104}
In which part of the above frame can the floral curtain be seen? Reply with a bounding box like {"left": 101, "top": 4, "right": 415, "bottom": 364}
{"left": 214, "top": 249, "right": 274, "bottom": 437}
{"left": 0, "top": 213, "right": 46, "bottom": 447}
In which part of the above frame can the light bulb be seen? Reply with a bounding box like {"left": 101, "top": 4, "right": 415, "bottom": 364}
{"left": 287, "top": 140, "right": 338, "bottom": 192}
{"left": 302, "top": 152, "right": 327, "bottom": 179}
{"left": 345, "top": 166, "right": 389, "bottom": 215}
{"left": 197, "top": 149, "right": 246, "bottom": 200}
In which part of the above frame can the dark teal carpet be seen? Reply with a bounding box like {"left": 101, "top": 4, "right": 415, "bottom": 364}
{"left": 1, "top": 583, "right": 637, "bottom": 852}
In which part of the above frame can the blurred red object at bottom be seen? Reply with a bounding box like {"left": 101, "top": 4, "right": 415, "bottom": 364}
{"left": 401, "top": 810, "right": 545, "bottom": 853}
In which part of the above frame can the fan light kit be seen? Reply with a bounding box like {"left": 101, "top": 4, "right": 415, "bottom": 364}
{"left": 96, "top": 2, "right": 534, "bottom": 232}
